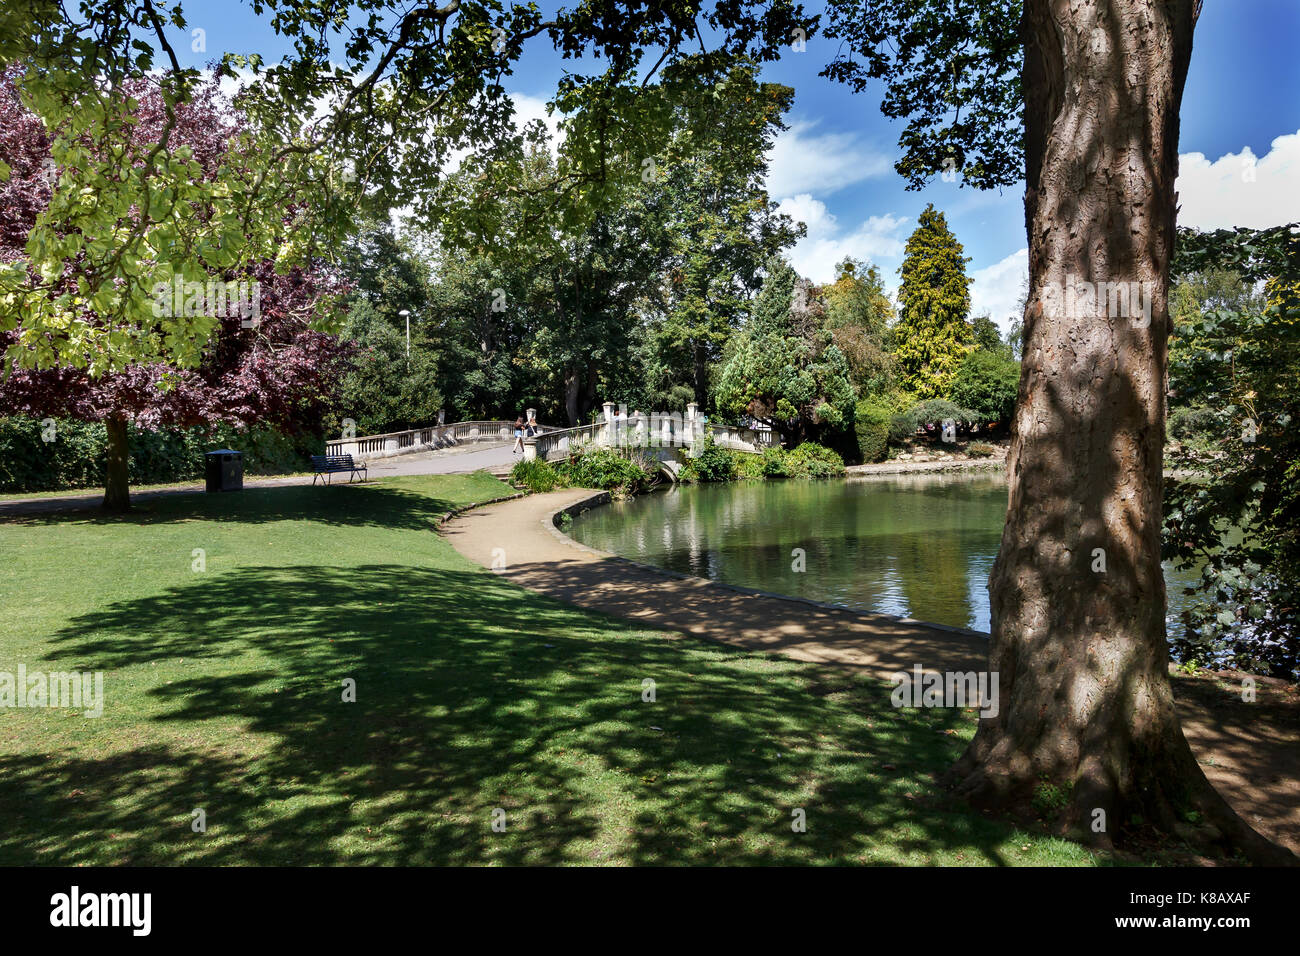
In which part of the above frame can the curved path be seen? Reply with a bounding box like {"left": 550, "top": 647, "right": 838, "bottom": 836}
{"left": 441, "top": 488, "right": 1300, "bottom": 856}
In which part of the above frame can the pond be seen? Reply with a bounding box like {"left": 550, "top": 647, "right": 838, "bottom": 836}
{"left": 568, "top": 473, "right": 1200, "bottom": 634}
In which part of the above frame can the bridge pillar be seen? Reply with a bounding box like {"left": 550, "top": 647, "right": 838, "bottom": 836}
{"left": 661, "top": 413, "right": 674, "bottom": 447}
{"left": 523, "top": 437, "right": 538, "bottom": 462}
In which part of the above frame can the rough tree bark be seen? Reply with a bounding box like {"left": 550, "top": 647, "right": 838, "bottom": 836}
{"left": 944, "top": 0, "right": 1294, "bottom": 863}
{"left": 692, "top": 340, "right": 709, "bottom": 409}
{"left": 564, "top": 371, "right": 580, "bottom": 426}
{"left": 102, "top": 414, "right": 131, "bottom": 512}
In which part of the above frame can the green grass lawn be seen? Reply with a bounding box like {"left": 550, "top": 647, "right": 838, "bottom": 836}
{"left": 0, "top": 472, "right": 1098, "bottom": 865}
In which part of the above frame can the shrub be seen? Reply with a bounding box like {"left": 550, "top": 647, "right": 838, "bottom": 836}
{"left": 784, "top": 442, "right": 845, "bottom": 479}
{"left": 967, "top": 443, "right": 995, "bottom": 458}
{"left": 758, "top": 446, "right": 791, "bottom": 477}
{"left": 734, "top": 452, "right": 763, "bottom": 480}
{"left": 894, "top": 398, "right": 983, "bottom": 444}
{"left": 949, "top": 349, "right": 1020, "bottom": 425}
{"left": 510, "top": 457, "right": 562, "bottom": 493}
{"left": 907, "top": 398, "right": 982, "bottom": 429}
{"left": 854, "top": 398, "right": 892, "bottom": 463}
{"left": 689, "top": 433, "right": 738, "bottom": 482}
{"left": 554, "top": 447, "right": 654, "bottom": 494}
{"left": 888, "top": 412, "right": 916, "bottom": 445}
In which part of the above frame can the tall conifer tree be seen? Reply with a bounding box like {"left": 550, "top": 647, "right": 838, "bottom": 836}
{"left": 893, "top": 204, "right": 972, "bottom": 398}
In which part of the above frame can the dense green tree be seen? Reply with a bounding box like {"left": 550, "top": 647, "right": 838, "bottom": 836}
{"left": 332, "top": 220, "right": 453, "bottom": 430}
{"left": 893, "top": 204, "right": 972, "bottom": 399}
{"left": 424, "top": 64, "right": 802, "bottom": 426}
{"left": 822, "top": 257, "right": 896, "bottom": 395}
{"left": 949, "top": 349, "right": 1019, "bottom": 426}
{"left": 424, "top": 250, "right": 532, "bottom": 420}
{"left": 637, "top": 64, "right": 802, "bottom": 411}
{"left": 968, "top": 314, "right": 1009, "bottom": 357}
{"left": 716, "top": 259, "right": 856, "bottom": 444}
{"left": 335, "top": 300, "right": 442, "bottom": 435}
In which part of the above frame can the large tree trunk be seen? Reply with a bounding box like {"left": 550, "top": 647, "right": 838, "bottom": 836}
{"left": 102, "top": 414, "right": 131, "bottom": 512}
{"left": 564, "top": 371, "right": 580, "bottom": 427}
{"left": 945, "top": 0, "right": 1293, "bottom": 863}
{"left": 692, "top": 340, "right": 709, "bottom": 409}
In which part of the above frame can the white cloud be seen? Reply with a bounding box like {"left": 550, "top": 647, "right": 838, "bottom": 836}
{"left": 1177, "top": 131, "right": 1300, "bottom": 230}
{"left": 954, "top": 133, "right": 1300, "bottom": 335}
{"left": 508, "top": 92, "right": 565, "bottom": 151}
{"left": 776, "top": 194, "right": 908, "bottom": 284}
{"left": 766, "top": 120, "right": 892, "bottom": 201}
{"left": 969, "top": 248, "right": 1028, "bottom": 333}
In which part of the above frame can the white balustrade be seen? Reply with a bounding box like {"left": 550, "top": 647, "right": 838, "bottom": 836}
{"left": 324, "top": 409, "right": 778, "bottom": 461}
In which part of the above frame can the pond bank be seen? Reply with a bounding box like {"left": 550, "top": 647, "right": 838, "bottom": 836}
{"left": 441, "top": 488, "right": 991, "bottom": 680}
{"left": 846, "top": 457, "right": 1005, "bottom": 477}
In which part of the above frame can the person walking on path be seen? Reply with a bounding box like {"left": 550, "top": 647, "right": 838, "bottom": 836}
{"left": 512, "top": 416, "right": 525, "bottom": 454}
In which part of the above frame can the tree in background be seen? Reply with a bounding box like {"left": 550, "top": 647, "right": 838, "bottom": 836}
{"left": 948, "top": 349, "right": 1019, "bottom": 427}
{"left": 892, "top": 204, "right": 972, "bottom": 399}
{"left": 335, "top": 300, "right": 442, "bottom": 436}
{"left": 416, "top": 61, "right": 802, "bottom": 426}
{"left": 822, "top": 257, "right": 896, "bottom": 396}
{"left": 642, "top": 64, "right": 802, "bottom": 409}
{"left": 968, "top": 314, "right": 1007, "bottom": 356}
{"left": 949, "top": 313, "right": 1019, "bottom": 429}
{"left": 0, "top": 71, "right": 348, "bottom": 509}
{"left": 425, "top": 250, "right": 531, "bottom": 420}
{"left": 716, "top": 259, "right": 855, "bottom": 444}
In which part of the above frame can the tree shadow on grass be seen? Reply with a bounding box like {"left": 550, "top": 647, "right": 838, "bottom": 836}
{"left": 0, "top": 482, "right": 464, "bottom": 532}
{"left": 1, "top": 564, "right": 1066, "bottom": 866}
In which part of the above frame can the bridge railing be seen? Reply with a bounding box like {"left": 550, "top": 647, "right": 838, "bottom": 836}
{"left": 326, "top": 420, "right": 547, "bottom": 459}
{"left": 533, "top": 422, "right": 605, "bottom": 462}
{"left": 326, "top": 408, "right": 777, "bottom": 463}
{"left": 531, "top": 415, "right": 777, "bottom": 462}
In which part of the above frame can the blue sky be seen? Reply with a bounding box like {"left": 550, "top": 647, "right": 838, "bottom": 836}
{"left": 174, "top": 0, "right": 1300, "bottom": 330}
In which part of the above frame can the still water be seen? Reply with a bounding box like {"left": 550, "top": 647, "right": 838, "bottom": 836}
{"left": 569, "top": 474, "right": 1198, "bottom": 633}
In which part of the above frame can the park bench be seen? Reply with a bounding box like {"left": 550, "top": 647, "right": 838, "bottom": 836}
{"left": 310, "top": 454, "right": 368, "bottom": 485}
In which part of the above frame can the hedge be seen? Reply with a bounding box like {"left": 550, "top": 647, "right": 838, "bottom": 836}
{"left": 854, "top": 398, "right": 892, "bottom": 463}
{"left": 0, "top": 416, "right": 322, "bottom": 493}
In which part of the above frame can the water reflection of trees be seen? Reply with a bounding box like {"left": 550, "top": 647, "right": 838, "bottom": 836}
{"left": 573, "top": 476, "right": 1009, "bottom": 630}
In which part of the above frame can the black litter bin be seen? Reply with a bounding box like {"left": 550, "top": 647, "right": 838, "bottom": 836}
{"left": 204, "top": 449, "right": 244, "bottom": 492}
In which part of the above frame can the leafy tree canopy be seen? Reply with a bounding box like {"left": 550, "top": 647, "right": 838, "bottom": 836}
{"left": 716, "top": 258, "right": 855, "bottom": 442}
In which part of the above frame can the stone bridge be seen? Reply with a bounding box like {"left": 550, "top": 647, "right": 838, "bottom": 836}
{"left": 326, "top": 402, "right": 777, "bottom": 474}
{"left": 525, "top": 402, "right": 777, "bottom": 465}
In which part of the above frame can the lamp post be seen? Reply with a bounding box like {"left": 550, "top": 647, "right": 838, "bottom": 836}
{"left": 399, "top": 309, "right": 411, "bottom": 359}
